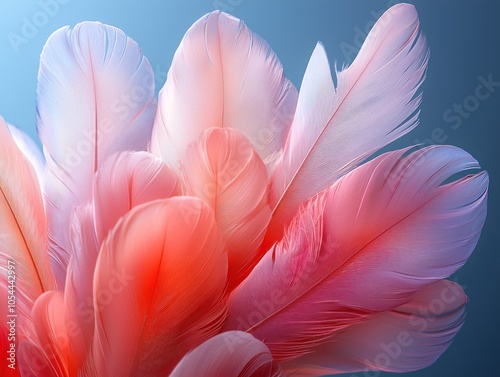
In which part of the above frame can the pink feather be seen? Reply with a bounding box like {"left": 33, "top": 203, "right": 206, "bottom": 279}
{"left": 86, "top": 197, "right": 228, "bottom": 376}
{"left": 29, "top": 291, "right": 75, "bottom": 377}
{"left": 16, "top": 340, "right": 57, "bottom": 377}
{"left": 224, "top": 145, "right": 487, "bottom": 361}
{"left": 37, "top": 22, "right": 157, "bottom": 288}
{"left": 281, "top": 280, "right": 468, "bottom": 375}
{"left": 6, "top": 124, "right": 45, "bottom": 192}
{"left": 92, "top": 151, "right": 179, "bottom": 245}
{"left": 64, "top": 205, "right": 98, "bottom": 368}
{"left": 0, "top": 118, "right": 55, "bottom": 325}
{"left": 266, "top": 4, "right": 429, "bottom": 248}
{"left": 181, "top": 128, "right": 271, "bottom": 288}
{"left": 0, "top": 4, "right": 489, "bottom": 376}
{"left": 150, "top": 11, "right": 298, "bottom": 173}
{"left": 64, "top": 151, "right": 179, "bottom": 366}
{"left": 171, "top": 331, "right": 282, "bottom": 377}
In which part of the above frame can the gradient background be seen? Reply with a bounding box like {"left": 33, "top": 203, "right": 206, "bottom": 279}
{"left": 0, "top": 0, "right": 498, "bottom": 376}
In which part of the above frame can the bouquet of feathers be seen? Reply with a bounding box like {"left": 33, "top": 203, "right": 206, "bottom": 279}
{"left": 0, "top": 4, "right": 488, "bottom": 376}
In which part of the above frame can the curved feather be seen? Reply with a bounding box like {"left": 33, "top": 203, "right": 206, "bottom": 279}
{"left": 37, "top": 21, "right": 157, "bottom": 288}
{"left": 17, "top": 340, "right": 57, "bottom": 377}
{"left": 0, "top": 118, "right": 55, "bottom": 319}
{"left": 225, "top": 145, "right": 487, "bottom": 361}
{"left": 182, "top": 128, "right": 271, "bottom": 288}
{"left": 63, "top": 205, "right": 98, "bottom": 369}
{"left": 93, "top": 151, "right": 179, "bottom": 245}
{"left": 170, "top": 331, "right": 282, "bottom": 377}
{"left": 30, "top": 291, "right": 76, "bottom": 377}
{"left": 64, "top": 151, "right": 179, "bottom": 366}
{"left": 266, "top": 3, "right": 429, "bottom": 247}
{"left": 88, "top": 197, "right": 228, "bottom": 376}
{"left": 281, "top": 280, "right": 468, "bottom": 375}
{"left": 150, "top": 11, "right": 297, "bottom": 172}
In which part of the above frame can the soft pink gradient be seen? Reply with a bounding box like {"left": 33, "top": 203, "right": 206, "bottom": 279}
{"left": 0, "top": 4, "right": 488, "bottom": 377}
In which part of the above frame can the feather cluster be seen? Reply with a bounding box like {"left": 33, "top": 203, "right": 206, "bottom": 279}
{"left": 0, "top": 4, "right": 488, "bottom": 377}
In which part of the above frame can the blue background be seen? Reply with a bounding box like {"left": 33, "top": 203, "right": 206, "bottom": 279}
{"left": 1, "top": 1, "right": 498, "bottom": 376}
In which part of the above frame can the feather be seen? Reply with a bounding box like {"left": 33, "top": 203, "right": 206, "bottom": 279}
{"left": 181, "top": 128, "right": 270, "bottom": 288}
{"left": 150, "top": 11, "right": 297, "bottom": 173}
{"left": 224, "top": 145, "right": 487, "bottom": 361}
{"left": 0, "top": 118, "right": 55, "bottom": 320}
{"left": 281, "top": 280, "right": 468, "bottom": 375}
{"left": 7, "top": 124, "right": 45, "bottom": 191}
{"left": 93, "top": 151, "right": 179, "bottom": 245}
{"left": 266, "top": 3, "right": 429, "bottom": 247}
{"left": 37, "top": 22, "right": 157, "bottom": 288}
{"left": 64, "top": 151, "right": 179, "bottom": 366}
{"left": 63, "top": 205, "right": 99, "bottom": 368}
{"left": 170, "top": 331, "right": 282, "bottom": 377}
{"left": 17, "top": 340, "right": 58, "bottom": 377}
{"left": 30, "top": 291, "right": 76, "bottom": 377}
{"left": 87, "top": 197, "right": 228, "bottom": 376}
